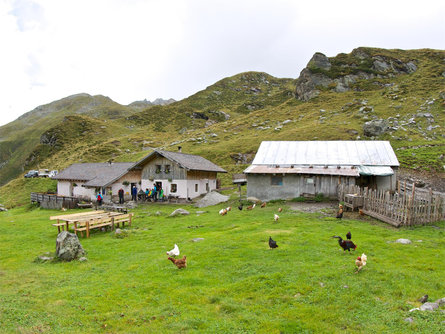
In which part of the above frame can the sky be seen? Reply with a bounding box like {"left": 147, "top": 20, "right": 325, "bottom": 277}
{"left": 0, "top": 0, "right": 444, "bottom": 126}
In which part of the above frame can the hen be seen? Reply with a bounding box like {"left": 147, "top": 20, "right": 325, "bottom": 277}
{"left": 278, "top": 207, "right": 283, "bottom": 213}
{"left": 269, "top": 236, "right": 278, "bottom": 249}
{"left": 336, "top": 204, "right": 344, "bottom": 219}
{"left": 246, "top": 203, "right": 256, "bottom": 210}
{"left": 238, "top": 203, "right": 243, "bottom": 211}
{"left": 332, "top": 235, "right": 356, "bottom": 253}
{"left": 219, "top": 208, "right": 228, "bottom": 216}
{"left": 261, "top": 202, "right": 267, "bottom": 208}
{"left": 274, "top": 214, "right": 279, "bottom": 222}
{"left": 166, "top": 244, "right": 180, "bottom": 257}
{"left": 355, "top": 253, "right": 367, "bottom": 272}
{"left": 168, "top": 255, "right": 187, "bottom": 269}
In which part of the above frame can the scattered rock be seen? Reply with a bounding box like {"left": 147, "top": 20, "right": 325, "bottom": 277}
{"left": 115, "top": 228, "right": 122, "bottom": 235}
{"left": 192, "top": 238, "right": 204, "bottom": 242}
{"left": 395, "top": 239, "right": 412, "bottom": 244}
{"left": 169, "top": 208, "right": 190, "bottom": 217}
{"left": 409, "top": 308, "right": 420, "bottom": 312}
{"left": 319, "top": 282, "right": 325, "bottom": 287}
{"left": 55, "top": 231, "right": 85, "bottom": 261}
{"left": 419, "top": 302, "right": 439, "bottom": 311}
{"left": 78, "top": 257, "right": 88, "bottom": 262}
{"left": 435, "top": 297, "right": 445, "bottom": 305}
{"left": 404, "top": 317, "right": 414, "bottom": 323}
{"left": 38, "top": 256, "right": 53, "bottom": 262}
{"left": 0, "top": 204, "right": 7, "bottom": 212}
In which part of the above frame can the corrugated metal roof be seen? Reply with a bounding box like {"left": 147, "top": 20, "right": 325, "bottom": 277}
{"left": 53, "top": 162, "right": 135, "bottom": 187}
{"left": 251, "top": 141, "right": 399, "bottom": 166}
{"left": 357, "top": 166, "right": 394, "bottom": 176}
{"left": 132, "top": 150, "right": 227, "bottom": 173}
{"left": 244, "top": 165, "right": 360, "bottom": 176}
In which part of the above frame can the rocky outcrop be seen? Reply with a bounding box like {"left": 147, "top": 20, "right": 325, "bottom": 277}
{"left": 295, "top": 48, "right": 418, "bottom": 101}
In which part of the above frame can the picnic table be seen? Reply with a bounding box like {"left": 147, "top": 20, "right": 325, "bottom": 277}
{"left": 50, "top": 210, "right": 133, "bottom": 238}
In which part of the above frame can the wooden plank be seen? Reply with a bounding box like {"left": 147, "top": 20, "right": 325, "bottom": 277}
{"left": 50, "top": 210, "right": 105, "bottom": 220}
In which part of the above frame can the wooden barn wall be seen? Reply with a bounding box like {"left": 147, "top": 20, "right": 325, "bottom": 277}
{"left": 186, "top": 170, "right": 217, "bottom": 180}
{"left": 141, "top": 156, "right": 186, "bottom": 180}
{"left": 247, "top": 174, "right": 356, "bottom": 201}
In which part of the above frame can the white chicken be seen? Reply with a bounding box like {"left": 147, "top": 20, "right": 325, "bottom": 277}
{"left": 355, "top": 253, "right": 367, "bottom": 273}
{"left": 274, "top": 214, "right": 279, "bottom": 222}
{"left": 219, "top": 208, "right": 228, "bottom": 216}
{"left": 166, "top": 244, "right": 180, "bottom": 257}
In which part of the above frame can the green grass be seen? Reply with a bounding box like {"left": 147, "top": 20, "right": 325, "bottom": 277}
{"left": 1, "top": 203, "right": 444, "bottom": 333}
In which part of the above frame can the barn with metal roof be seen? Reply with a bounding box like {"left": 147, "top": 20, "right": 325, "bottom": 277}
{"left": 244, "top": 141, "right": 399, "bottom": 200}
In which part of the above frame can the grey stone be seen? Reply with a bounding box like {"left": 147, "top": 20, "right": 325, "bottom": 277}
{"left": 419, "top": 302, "right": 438, "bottom": 311}
{"left": 78, "top": 257, "right": 88, "bottom": 262}
{"left": 363, "top": 119, "right": 388, "bottom": 137}
{"left": 169, "top": 208, "right": 190, "bottom": 217}
{"left": 193, "top": 238, "right": 204, "bottom": 242}
{"left": 282, "top": 120, "right": 292, "bottom": 124}
{"left": 38, "top": 256, "right": 53, "bottom": 261}
{"left": 115, "top": 228, "right": 122, "bottom": 234}
{"left": 435, "top": 297, "right": 445, "bottom": 305}
{"left": 55, "top": 231, "right": 85, "bottom": 261}
{"left": 404, "top": 317, "right": 414, "bottom": 323}
{"left": 409, "top": 308, "right": 420, "bottom": 312}
{"left": 395, "top": 238, "right": 412, "bottom": 244}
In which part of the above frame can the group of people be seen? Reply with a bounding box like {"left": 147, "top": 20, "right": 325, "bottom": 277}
{"left": 114, "top": 184, "right": 164, "bottom": 203}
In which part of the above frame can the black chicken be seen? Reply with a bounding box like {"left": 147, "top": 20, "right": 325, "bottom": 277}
{"left": 332, "top": 235, "right": 356, "bottom": 253}
{"left": 238, "top": 203, "right": 243, "bottom": 211}
{"left": 269, "top": 236, "right": 278, "bottom": 249}
{"left": 346, "top": 231, "right": 351, "bottom": 240}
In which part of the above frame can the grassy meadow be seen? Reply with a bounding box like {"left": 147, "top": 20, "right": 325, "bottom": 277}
{"left": 0, "top": 200, "right": 444, "bottom": 333}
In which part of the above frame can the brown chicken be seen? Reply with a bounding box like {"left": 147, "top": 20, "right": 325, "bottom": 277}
{"left": 246, "top": 204, "right": 256, "bottom": 210}
{"left": 278, "top": 207, "right": 283, "bottom": 213}
{"left": 260, "top": 202, "right": 267, "bottom": 208}
{"left": 336, "top": 204, "right": 344, "bottom": 219}
{"left": 168, "top": 256, "right": 187, "bottom": 269}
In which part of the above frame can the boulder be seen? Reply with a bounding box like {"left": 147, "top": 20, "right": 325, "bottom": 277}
{"left": 307, "top": 52, "right": 332, "bottom": 71}
{"left": 419, "top": 302, "right": 439, "bottom": 311}
{"left": 169, "top": 208, "right": 190, "bottom": 217}
{"left": 55, "top": 231, "right": 85, "bottom": 261}
{"left": 363, "top": 119, "right": 388, "bottom": 137}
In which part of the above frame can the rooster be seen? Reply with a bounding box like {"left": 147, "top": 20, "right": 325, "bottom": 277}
{"left": 166, "top": 244, "right": 180, "bottom": 257}
{"left": 359, "top": 209, "right": 364, "bottom": 216}
{"left": 346, "top": 231, "right": 351, "bottom": 240}
{"left": 227, "top": 206, "right": 232, "bottom": 211}
{"left": 336, "top": 204, "right": 343, "bottom": 219}
{"left": 238, "top": 203, "right": 243, "bottom": 211}
{"left": 219, "top": 208, "right": 228, "bottom": 216}
{"left": 278, "top": 207, "right": 283, "bottom": 213}
{"left": 168, "top": 255, "right": 187, "bottom": 269}
{"left": 274, "top": 214, "right": 279, "bottom": 222}
{"left": 332, "top": 234, "right": 356, "bottom": 253}
{"left": 269, "top": 236, "right": 278, "bottom": 249}
{"left": 355, "top": 253, "right": 367, "bottom": 272}
{"left": 261, "top": 202, "right": 266, "bottom": 208}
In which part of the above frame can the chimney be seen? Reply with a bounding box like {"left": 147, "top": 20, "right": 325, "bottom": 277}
{"left": 178, "top": 146, "right": 182, "bottom": 152}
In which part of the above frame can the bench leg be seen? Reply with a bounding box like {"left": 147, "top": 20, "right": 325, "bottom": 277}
{"left": 86, "top": 222, "right": 90, "bottom": 238}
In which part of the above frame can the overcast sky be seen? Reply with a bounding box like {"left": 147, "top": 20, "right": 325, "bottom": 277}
{"left": 0, "top": 0, "right": 444, "bottom": 126}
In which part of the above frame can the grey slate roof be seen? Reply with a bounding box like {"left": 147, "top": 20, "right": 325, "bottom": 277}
{"left": 250, "top": 141, "right": 399, "bottom": 167}
{"left": 52, "top": 162, "right": 135, "bottom": 187}
{"left": 132, "top": 150, "right": 227, "bottom": 173}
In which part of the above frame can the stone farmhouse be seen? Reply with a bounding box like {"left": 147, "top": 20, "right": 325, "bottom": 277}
{"left": 244, "top": 141, "right": 399, "bottom": 201}
{"left": 53, "top": 149, "right": 226, "bottom": 202}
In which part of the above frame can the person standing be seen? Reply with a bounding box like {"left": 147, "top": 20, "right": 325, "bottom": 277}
{"left": 153, "top": 183, "right": 157, "bottom": 201}
{"left": 118, "top": 188, "right": 124, "bottom": 204}
{"left": 96, "top": 193, "right": 103, "bottom": 206}
{"left": 131, "top": 186, "right": 137, "bottom": 201}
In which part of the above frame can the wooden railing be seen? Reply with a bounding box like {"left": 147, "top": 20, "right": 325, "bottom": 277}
{"left": 31, "top": 193, "right": 80, "bottom": 209}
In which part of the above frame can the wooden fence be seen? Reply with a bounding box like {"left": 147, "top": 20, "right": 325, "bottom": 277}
{"left": 31, "top": 193, "right": 80, "bottom": 209}
{"left": 337, "top": 184, "right": 444, "bottom": 227}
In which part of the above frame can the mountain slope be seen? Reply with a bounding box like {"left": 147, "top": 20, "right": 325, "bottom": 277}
{"left": 0, "top": 47, "right": 444, "bottom": 206}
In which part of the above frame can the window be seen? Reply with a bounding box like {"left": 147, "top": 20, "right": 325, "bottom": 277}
{"left": 155, "top": 165, "right": 161, "bottom": 173}
{"left": 271, "top": 176, "right": 283, "bottom": 186}
{"left": 306, "top": 177, "right": 314, "bottom": 184}
{"left": 164, "top": 165, "right": 170, "bottom": 173}
{"left": 171, "top": 184, "right": 177, "bottom": 193}
{"left": 206, "top": 183, "right": 209, "bottom": 192}
{"left": 195, "top": 184, "right": 199, "bottom": 192}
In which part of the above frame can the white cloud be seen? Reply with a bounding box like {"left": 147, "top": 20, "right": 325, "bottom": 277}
{"left": 0, "top": 0, "right": 444, "bottom": 126}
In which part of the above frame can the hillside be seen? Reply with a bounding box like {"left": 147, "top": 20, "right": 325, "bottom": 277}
{"left": 0, "top": 47, "right": 444, "bottom": 206}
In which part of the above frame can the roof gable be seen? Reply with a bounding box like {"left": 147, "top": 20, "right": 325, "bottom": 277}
{"left": 251, "top": 141, "right": 399, "bottom": 166}
{"left": 132, "top": 150, "right": 227, "bottom": 173}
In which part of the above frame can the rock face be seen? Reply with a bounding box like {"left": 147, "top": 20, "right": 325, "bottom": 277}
{"left": 295, "top": 48, "right": 418, "bottom": 101}
{"left": 55, "top": 231, "right": 85, "bottom": 261}
{"left": 363, "top": 119, "right": 388, "bottom": 137}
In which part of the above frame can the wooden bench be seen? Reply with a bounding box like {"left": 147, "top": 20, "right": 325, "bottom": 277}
{"left": 74, "top": 213, "right": 133, "bottom": 238}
